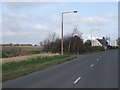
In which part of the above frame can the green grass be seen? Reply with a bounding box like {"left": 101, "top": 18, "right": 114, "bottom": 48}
{"left": 1, "top": 50, "right": 45, "bottom": 58}
{"left": 1, "top": 51, "right": 12, "bottom": 58}
{"left": 3, "top": 55, "right": 68, "bottom": 72}
{"left": 2, "top": 55, "right": 77, "bottom": 81}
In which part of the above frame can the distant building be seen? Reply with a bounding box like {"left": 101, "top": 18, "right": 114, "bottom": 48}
{"left": 92, "top": 37, "right": 108, "bottom": 49}
{"left": 92, "top": 40, "right": 102, "bottom": 46}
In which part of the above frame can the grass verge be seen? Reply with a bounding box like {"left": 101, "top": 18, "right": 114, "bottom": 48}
{"left": 2, "top": 55, "right": 77, "bottom": 82}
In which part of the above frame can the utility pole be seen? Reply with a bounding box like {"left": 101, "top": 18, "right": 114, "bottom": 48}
{"left": 61, "top": 11, "right": 78, "bottom": 55}
{"left": 61, "top": 13, "right": 63, "bottom": 55}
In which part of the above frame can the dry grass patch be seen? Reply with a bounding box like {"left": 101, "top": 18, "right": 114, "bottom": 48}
{"left": 2, "top": 53, "right": 59, "bottom": 64}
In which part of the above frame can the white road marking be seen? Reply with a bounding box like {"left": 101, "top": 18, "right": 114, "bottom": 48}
{"left": 97, "top": 58, "right": 99, "bottom": 61}
{"left": 91, "top": 64, "right": 94, "bottom": 67}
{"left": 74, "top": 77, "right": 81, "bottom": 84}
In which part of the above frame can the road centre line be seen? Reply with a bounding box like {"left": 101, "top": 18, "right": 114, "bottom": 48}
{"left": 97, "top": 58, "right": 99, "bottom": 61}
{"left": 74, "top": 77, "right": 81, "bottom": 84}
{"left": 91, "top": 64, "right": 94, "bottom": 67}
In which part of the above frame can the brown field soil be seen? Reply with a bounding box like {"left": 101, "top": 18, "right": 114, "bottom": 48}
{"left": 2, "top": 53, "right": 59, "bottom": 64}
{"left": 2, "top": 46, "right": 43, "bottom": 51}
{"left": 5, "top": 52, "right": 34, "bottom": 57}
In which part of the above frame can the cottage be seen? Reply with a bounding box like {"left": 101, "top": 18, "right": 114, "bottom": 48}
{"left": 92, "top": 37, "right": 108, "bottom": 50}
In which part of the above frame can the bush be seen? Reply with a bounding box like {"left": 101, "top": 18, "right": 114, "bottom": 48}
{"left": 2, "top": 51, "right": 12, "bottom": 58}
{"left": 43, "top": 35, "right": 105, "bottom": 54}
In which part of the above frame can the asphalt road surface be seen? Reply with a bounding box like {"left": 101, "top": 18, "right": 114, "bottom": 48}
{"left": 3, "top": 50, "right": 118, "bottom": 88}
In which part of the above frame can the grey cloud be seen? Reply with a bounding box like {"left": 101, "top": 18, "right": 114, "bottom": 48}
{"left": 3, "top": 2, "right": 42, "bottom": 10}
{"left": 3, "top": 12, "right": 29, "bottom": 20}
{"left": 2, "top": 11, "right": 49, "bottom": 44}
{"left": 80, "top": 16, "right": 112, "bottom": 26}
{"left": 32, "top": 24, "right": 48, "bottom": 31}
{"left": 107, "top": 13, "right": 118, "bottom": 20}
{"left": 43, "top": 14, "right": 114, "bottom": 26}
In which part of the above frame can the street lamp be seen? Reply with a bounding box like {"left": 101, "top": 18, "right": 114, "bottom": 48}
{"left": 61, "top": 11, "right": 78, "bottom": 55}
{"left": 90, "top": 29, "right": 100, "bottom": 46}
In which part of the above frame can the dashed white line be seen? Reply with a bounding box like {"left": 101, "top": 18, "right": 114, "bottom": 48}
{"left": 97, "top": 58, "right": 99, "bottom": 61}
{"left": 91, "top": 64, "right": 94, "bottom": 67}
{"left": 74, "top": 77, "right": 81, "bottom": 84}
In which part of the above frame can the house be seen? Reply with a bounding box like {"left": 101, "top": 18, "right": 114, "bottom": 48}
{"left": 92, "top": 37, "right": 108, "bottom": 49}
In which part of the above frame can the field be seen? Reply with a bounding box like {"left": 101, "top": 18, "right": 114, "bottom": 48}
{"left": 1, "top": 46, "right": 44, "bottom": 58}
{"left": 2, "top": 46, "right": 72, "bottom": 81}
{"left": 2, "top": 46, "right": 43, "bottom": 51}
{"left": 2, "top": 53, "right": 59, "bottom": 64}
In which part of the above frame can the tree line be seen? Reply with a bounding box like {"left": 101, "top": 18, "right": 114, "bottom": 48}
{"left": 39, "top": 28, "right": 106, "bottom": 54}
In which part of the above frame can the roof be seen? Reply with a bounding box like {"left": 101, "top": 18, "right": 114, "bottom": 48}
{"left": 97, "top": 38, "right": 108, "bottom": 46}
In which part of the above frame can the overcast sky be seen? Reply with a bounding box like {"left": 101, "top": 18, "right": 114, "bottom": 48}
{"left": 1, "top": 2, "right": 118, "bottom": 45}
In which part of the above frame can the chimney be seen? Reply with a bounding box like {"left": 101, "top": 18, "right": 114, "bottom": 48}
{"left": 103, "top": 37, "right": 105, "bottom": 40}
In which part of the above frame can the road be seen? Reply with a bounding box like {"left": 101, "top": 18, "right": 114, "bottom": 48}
{"left": 3, "top": 50, "right": 118, "bottom": 88}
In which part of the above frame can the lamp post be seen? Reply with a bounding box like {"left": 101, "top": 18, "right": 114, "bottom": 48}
{"left": 90, "top": 29, "right": 100, "bottom": 46}
{"left": 61, "top": 11, "right": 78, "bottom": 55}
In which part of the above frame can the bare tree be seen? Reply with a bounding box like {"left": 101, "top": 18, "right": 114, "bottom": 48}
{"left": 48, "top": 31, "right": 57, "bottom": 42}
{"left": 72, "top": 27, "right": 83, "bottom": 51}
{"left": 63, "top": 32, "right": 74, "bottom": 52}
{"left": 72, "top": 27, "right": 83, "bottom": 38}
{"left": 42, "top": 31, "right": 59, "bottom": 52}
{"left": 39, "top": 42, "right": 43, "bottom": 46}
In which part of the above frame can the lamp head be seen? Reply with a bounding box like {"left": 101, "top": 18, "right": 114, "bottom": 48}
{"left": 74, "top": 11, "right": 78, "bottom": 13}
